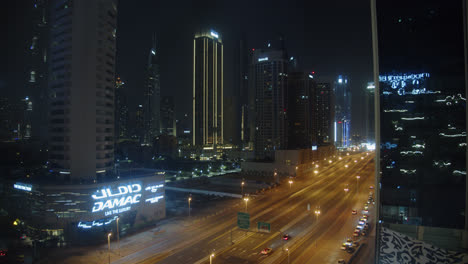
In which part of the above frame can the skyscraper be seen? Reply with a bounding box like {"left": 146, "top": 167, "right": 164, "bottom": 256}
{"left": 160, "top": 96, "right": 176, "bottom": 136}
{"left": 373, "top": 0, "right": 467, "bottom": 255}
{"left": 143, "top": 34, "right": 161, "bottom": 145}
{"left": 365, "top": 82, "right": 375, "bottom": 143}
{"left": 316, "top": 82, "right": 332, "bottom": 145}
{"left": 192, "top": 29, "right": 223, "bottom": 148}
{"left": 287, "top": 72, "right": 316, "bottom": 149}
{"left": 115, "top": 77, "right": 129, "bottom": 140}
{"left": 28, "top": 0, "right": 49, "bottom": 143}
{"left": 48, "top": 0, "right": 117, "bottom": 181}
{"left": 251, "top": 45, "right": 288, "bottom": 160}
{"left": 334, "top": 75, "right": 351, "bottom": 148}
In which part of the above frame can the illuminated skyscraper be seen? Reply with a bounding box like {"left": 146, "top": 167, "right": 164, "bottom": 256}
{"left": 160, "top": 96, "right": 176, "bottom": 136}
{"left": 48, "top": 0, "right": 117, "bottom": 180}
{"left": 251, "top": 45, "right": 288, "bottom": 159}
{"left": 334, "top": 75, "right": 351, "bottom": 148}
{"left": 143, "top": 34, "right": 161, "bottom": 145}
{"left": 316, "top": 82, "right": 332, "bottom": 145}
{"left": 192, "top": 29, "right": 223, "bottom": 148}
{"left": 115, "top": 77, "right": 129, "bottom": 140}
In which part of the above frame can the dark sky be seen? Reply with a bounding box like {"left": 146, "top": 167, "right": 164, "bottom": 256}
{"left": 5, "top": 0, "right": 373, "bottom": 136}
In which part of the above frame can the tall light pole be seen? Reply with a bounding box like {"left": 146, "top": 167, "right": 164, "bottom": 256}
{"left": 209, "top": 253, "right": 215, "bottom": 264}
{"left": 243, "top": 197, "right": 249, "bottom": 212}
{"left": 288, "top": 179, "right": 293, "bottom": 190}
{"left": 107, "top": 233, "right": 112, "bottom": 264}
{"left": 116, "top": 217, "right": 120, "bottom": 256}
{"left": 188, "top": 195, "right": 192, "bottom": 217}
{"left": 356, "top": 176, "right": 360, "bottom": 193}
{"left": 286, "top": 248, "right": 290, "bottom": 264}
{"left": 241, "top": 179, "right": 245, "bottom": 196}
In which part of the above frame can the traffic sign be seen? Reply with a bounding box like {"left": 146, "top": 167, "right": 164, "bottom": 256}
{"left": 257, "top": 222, "right": 271, "bottom": 233}
{"left": 237, "top": 212, "right": 250, "bottom": 229}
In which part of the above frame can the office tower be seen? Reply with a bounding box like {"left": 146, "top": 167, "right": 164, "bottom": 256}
{"left": 334, "top": 75, "right": 351, "bottom": 148}
{"left": 288, "top": 72, "right": 316, "bottom": 149}
{"left": 237, "top": 37, "right": 250, "bottom": 147}
{"left": 48, "top": 0, "right": 117, "bottom": 180}
{"left": 160, "top": 96, "right": 176, "bottom": 136}
{"left": 115, "top": 77, "right": 129, "bottom": 140}
{"left": 192, "top": 29, "right": 223, "bottom": 148}
{"left": 223, "top": 96, "right": 237, "bottom": 145}
{"left": 365, "top": 82, "right": 375, "bottom": 142}
{"left": 143, "top": 34, "right": 161, "bottom": 145}
{"left": 28, "top": 0, "right": 49, "bottom": 143}
{"left": 316, "top": 82, "right": 332, "bottom": 145}
{"left": 134, "top": 104, "right": 144, "bottom": 141}
{"left": 251, "top": 45, "right": 288, "bottom": 160}
{"left": 176, "top": 113, "right": 192, "bottom": 147}
{"left": 21, "top": 96, "right": 33, "bottom": 140}
{"left": 373, "top": 0, "right": 467, "bottom": 256}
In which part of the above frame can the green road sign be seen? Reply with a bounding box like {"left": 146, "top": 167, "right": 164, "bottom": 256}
{"left": 237, "top": 212, "right": 250, "bottom": 229}
{"left": 257, "top": 222, "right": 271, "bottom": 233}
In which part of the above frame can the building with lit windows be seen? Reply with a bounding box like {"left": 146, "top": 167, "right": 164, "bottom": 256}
{"left": 192, "top": 29, "right": 224, "bottom": 149}
{"left": 251, "top": 45, "right": 288, "bottom": 160}
{"left": 48, "top": 0, "right": 117, "bottom": 180}
{"left": 365, "top": 82, "right": 375, "bottom": 143}
{"left": 160, "top": 96, "right": 176, "bottom": 136}
{"left": 143, "top": 34, "right": 161, "bottom": 145}
{"left": 115, "top": 77, "right": 129, "bottom": 140}
{"left": 333, "top": 75, "right": 351, "bottom": 148}
{"left": 316, "top": 82, "right": 332, "bottom": 145}
{"left": 374, "top": 0, "right": 468, "bottom": 255}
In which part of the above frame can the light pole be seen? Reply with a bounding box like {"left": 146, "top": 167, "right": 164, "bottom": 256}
{"left": 241, "top": 179, "right": 245, "bottom": 196}
{"left": 344, "top": 184, "right": 349, "bottom": 194}
{"left": 356, "top": 176, "right": 360, "bottom": 193}
{"left": 286, "top": 248, "right": 290, "bottom": 264}
{"left": 209, "top": 253, "right": 215, "bottom": 264}
{"left": 107, "top": 233, "right": 112, "bottom": 264}
{"left": 288, "top": 179, "right": 293, "bottom": 190}
{"left": 243, "top": 197, "right": 249, "bottom": 212}
{"left": 116, "top": 217, "right": 120, "bottom": 256}
{"left": 188, "top": 195, "right": 192, "bottom": 217}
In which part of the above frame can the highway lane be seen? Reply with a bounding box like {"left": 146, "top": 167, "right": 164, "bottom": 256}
{"left": 154, "top": 152, "right": 375, "bottom": 264}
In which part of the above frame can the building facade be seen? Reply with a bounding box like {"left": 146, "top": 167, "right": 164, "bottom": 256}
{"left": 192, "top": 29, "right": 223, "bottom": 148}
{"left": 160, "top": 96, "right": 176, "bottom": 136}
{"left": 143, "top": 34, "right": 161, "bottom": 145}
{"left": 316, "top": 82, "right": 332, "bottom": 145}
{"left": 251, "top": 46, "right": 288, "bottom": 160}
{"left": 334, "top": 75, "right": 351, "bottom": 148}
{"left": 115, "top": 77, "right": 129, "bottom": 140}
{"left": 48, "top": 0, "right": 117, "bottom": 181}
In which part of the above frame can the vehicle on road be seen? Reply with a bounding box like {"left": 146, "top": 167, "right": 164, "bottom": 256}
{"left": 361, "top": 231, "right": 367, "bottom": 236}
{"left": 338, "top": 259, "right": 346, "bottom": 264}
{"left": 352, "top": 241, "right": 359, "bottom": 247}
{"left": 346, "top": 247, "right": 355, "bottom": 253}
{"left": 353, "top": 230, "right": 360, "bottom": 237}
{"left": 352, "top": 209, "right": 357, "bottom": 215}
{"left": 282, "top": 234, "right": 291, "bottom": 240}
{"left": 341, "top": 243, "right": 348, "bottom": 250}
{"left": 370, "top": 185, "right": 374, "bottom": 189}
{"left": 261, "top": 248, "right": 272, "bottom": 255}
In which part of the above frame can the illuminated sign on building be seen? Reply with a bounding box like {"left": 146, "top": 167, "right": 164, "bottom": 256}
{"left": 91, "top": 181, "right": 165, "bottom": 215}
{"left": 258, "top": 57, "right": 268, "bottom": 62}
{"left": 379, "top": 73, "right": 438, "bottom": 96}
{"left": 14, "top": 182, "right": 32, "bottom": 192}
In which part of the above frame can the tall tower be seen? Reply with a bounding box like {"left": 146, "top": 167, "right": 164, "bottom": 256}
{"left": 28, "top": 0, "right": 49, "bottom": 143}
{"left": 143, "top": 34, "right": 161, "bottom": 145}
{"left": 115, "top": 77, "right": 129, "bottom": 140}
{"left": 334, "top": 75, "right": 351, "bottom": 148}
{"left": 316, "top": 82, "right": 332, "bottom": 145}
{"left": 192, "top": 29, "right": 223, "bottom": 148}
{"left": 48, "top": 0, "right": 117, "bottom": 181}
{"left": 251, "top": 45, "right": 288, "bottom": 160}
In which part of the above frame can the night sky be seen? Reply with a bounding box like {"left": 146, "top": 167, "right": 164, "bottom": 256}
{"left": 5, "top": 0, "right": 373, "bottom": 136}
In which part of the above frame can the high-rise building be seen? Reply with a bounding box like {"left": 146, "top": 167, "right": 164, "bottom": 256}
{"left": 143, "top": 34, "right": 161, "bottom": 145}
{"left": 115, "top": 77, "right": 129, "bottom": 140}
{"left": 316, "top": 82, "right": 332, "bottom": 145}
{"left": 236, "top": 36, "right": 250, "bottom": 148}
{"left": 334, "top": 75, "right": 351, "bottom": 148}
{"left": 373, "top": 0, "right": 467, "bottom": 255}
{"left": 192, "top": 29, "right": 223, "bottom": 148}
{"left": 28, "top": 0, "right": 49, "bottom": 143}
{"left": 48, "top": 0, "right": 117, "bottom": 181}
{"left": 160, "top": 96, "right": 176, "bottom": 136}
{"left": 365, "top": 82, "right": 375, "bottom": 143}
{"left": 251, "top": 45, "right": 288, "bottom": 160}
{"left": 287, "top": 72, "right": 316, "bottom": 149}
{"left": 21, "top": 96, "right": 33, "bottom": 140}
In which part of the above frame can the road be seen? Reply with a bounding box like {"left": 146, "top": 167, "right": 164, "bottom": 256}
{"left": 131, "top": 152, "right": 375, "bottom": 264}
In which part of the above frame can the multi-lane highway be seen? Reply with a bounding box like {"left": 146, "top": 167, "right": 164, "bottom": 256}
{"left": 108, "top": 152, "right": 375, "bottom": 264}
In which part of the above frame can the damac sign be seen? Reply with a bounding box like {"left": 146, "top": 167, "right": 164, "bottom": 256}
{"left": 92, "top": 184, "right": 142, "bottom": 212}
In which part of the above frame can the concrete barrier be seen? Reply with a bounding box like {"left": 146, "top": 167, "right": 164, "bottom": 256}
{"left": 165, "top": 186, "right": 243, "bottom": 198}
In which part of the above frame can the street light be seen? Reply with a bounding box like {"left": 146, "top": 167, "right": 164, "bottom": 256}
{"left": 314, "top": 170, "right": 318, "bottom": 174}
{"left": 241, "top": 179, "right": 245, "bottom": 196}
{"left": 107, "top": 233, "right": 112, "bottom": 264}
{"left": 116, "top": 217, "right": 120, "bottom": 256}
{"left": 209, "top": 253, "right": 215, "bottom": 264}
{"left": 243, "top": 197, "right": 249, "bottom": 212}
{"left": 356, "top": 176, "right": 360, "bottom": 193}
{"left": 286, "top": 248, "right": 290, "bottom": 264}
{"left": 314, "top": 207, "right": 321, "bottom": 221}
{"left": 288, "top": 179, "right": 293, "bottom": 190}
{"left": 188, "top": 195, "right": 192, "bottom": 217}
{"left": 345, "top": 164, "right": 349, "bottom": 168}
{"left": 328, "top": 160, "right": 332, "bottom": 164}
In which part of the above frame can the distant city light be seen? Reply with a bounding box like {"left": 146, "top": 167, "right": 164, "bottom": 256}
{"left": 14, "top": 182, "right": 32, "bottom": 192}
{"left": 151, "top": 50, "right": 155, "bottom": 55}
{"left": 338, "top": 78, "right": 343, "bottom": 83}
{"left": 258, "top": 57, "right": 268, "bottom": 62}
{"left": 210, "top": 31, "right": 219, "bottom": 38}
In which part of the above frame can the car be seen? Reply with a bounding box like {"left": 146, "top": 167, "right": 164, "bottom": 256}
{"left": 356, "top": 224, "right": 364, "bottom": 229}
{"left": 338, "top": 259, "right": 346, "bottom": 264}
{"left": 282, "top": 234, "right": 291, "bottom": 240}
{"left": 370, "top": 185, "right": 374, "bottom": 189}
{"left": 346, "top": 247, "right": 355, "bottom": 253}
{"left": 341, "top": 243, "right": 348, "bottom": 250}
{"left": 361, "top": 231, "right": 367, "bottom": 236}
{"left": 360, "top": 217, "right": 367, "bottom": 222}
{"left": 261, "top": 248, "right": 273, "bottom": 255}
{"left": 353, "top": 231, "right": 360, "bottom": 237}
{"left": 363, "top": 215, "right": 369, "bottom": 219}
{"left": 345, "top": 238, "right": 353, "bottom": 246}
{"left": 352, "top": 241, "right": 360, "bottom": 247}
{"left": 352, "top": 209, "right": 357, "bottom": 215}
{"left": 364, "top": 209, "right": 369, "bottom": 214}
{"left": 359, "top": 220, "right": 365, "bottom": 225}
{"left": 364, "top": 205, "right": 369, "bottom": 210}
